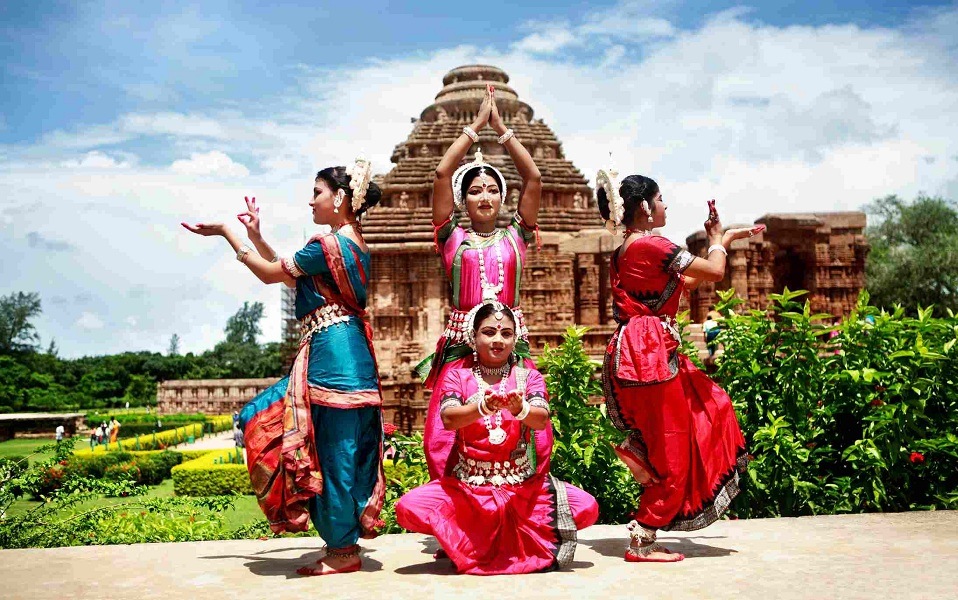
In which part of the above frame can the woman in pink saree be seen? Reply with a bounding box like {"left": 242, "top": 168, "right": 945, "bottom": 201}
{"left": 397, "top": 302, "right": 598, "bottom": 575}
{"left": 420, "top": 85, "right": 542, "bottom": 481}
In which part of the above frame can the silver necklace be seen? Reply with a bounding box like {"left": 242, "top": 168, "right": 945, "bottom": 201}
{"left": 473, "top": 366, "right": 509, "bottom": 445}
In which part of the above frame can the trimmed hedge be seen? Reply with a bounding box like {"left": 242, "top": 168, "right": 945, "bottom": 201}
{"left": 68, "top": 449, "right": 214, "bottom": 485}
{"left": 172, "top": 448, "right": 251, "bottom": 496}
{"left": 81, "top": 416, "right": 232, "bottom": 454}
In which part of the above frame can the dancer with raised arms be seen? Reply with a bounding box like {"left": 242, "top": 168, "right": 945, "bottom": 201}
{"left": 421, "top": 84, "right": 543, "bottom": 480}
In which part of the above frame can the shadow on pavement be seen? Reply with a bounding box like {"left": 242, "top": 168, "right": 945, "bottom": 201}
{"left": 581, "top": 535, "right": 736, "bottom": 559}
{"left": 201, "top": 545, "right": 384, "bottom": 578}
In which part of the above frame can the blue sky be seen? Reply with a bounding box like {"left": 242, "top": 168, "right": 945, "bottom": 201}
{"left": 2, "top": 1, "right": 957, "bottom": 357}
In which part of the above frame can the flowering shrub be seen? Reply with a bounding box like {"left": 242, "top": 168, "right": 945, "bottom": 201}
{"left": 713, "top": 288, "right": 958, "bottom": 516}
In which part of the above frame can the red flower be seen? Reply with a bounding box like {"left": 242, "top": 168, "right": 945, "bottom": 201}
{"left": 806, "top": 442, "right": 817, "bottom": 449}
{"left": 909, "top": 452, "right": 925, "bottom": 464}
{"left": 382, "top": 423, "right": 398, "bottom": 436}
{"left": 870, "top": 399, "right": 884, "bottom": 407}
{"left": 58, "top": 459, "right": 69, "bottom": 466}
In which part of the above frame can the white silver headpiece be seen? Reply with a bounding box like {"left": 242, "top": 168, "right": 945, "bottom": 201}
{"left": 596, "top": 158, "right": 623, "bottom": 233}
{"left": 464, "top": 299, "right": 508, "bottom": 349}
{"left": 346, "top": 155, "right": 372, "bottom": 213}
{"left": 451, "top": 150, "right": 507, "bottom": 211}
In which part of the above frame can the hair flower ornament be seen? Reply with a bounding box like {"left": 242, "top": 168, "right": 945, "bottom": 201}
{"left": 451, "top": 150, "right": 508, "bottom": 211}
{"left": 346, "top": 155, "right": 372, "bottom": 213}
{"left": 596, "top": 158, "right": 623, "bottom": 233}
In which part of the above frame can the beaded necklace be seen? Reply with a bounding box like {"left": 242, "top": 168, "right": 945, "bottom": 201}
{"left": 473, "top": 365, "right": 509, "bottom": 445}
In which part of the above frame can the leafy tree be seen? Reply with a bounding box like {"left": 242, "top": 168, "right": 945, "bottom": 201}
{"left": 224, "top": 302, "right": 264, "bottom": 345}
{"left": 0, "top": 292, "right": 42, "bottom": 353}
{"left": 866, "top": 195, "right": 958, "bottom": 316}
{"left": 167, "top": 334, "right": 180, "bottom": 356}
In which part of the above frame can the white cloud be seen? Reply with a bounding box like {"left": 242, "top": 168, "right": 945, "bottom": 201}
{"left": 2, "top": 3, "right": 958, "bottom": 357}
{"left": 60, "top": 151, "right": 131, "bottom": 169}
{"left": 512, "top": 27, "right": 578, "bottom": 54}
{"left": 170, "top": 151, "right": 249, "bottom": 177}
{"left": 76, "top": 312, "right": 105, "bottom": 330}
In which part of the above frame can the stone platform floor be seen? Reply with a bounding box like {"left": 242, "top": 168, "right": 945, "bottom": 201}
{"left": 2, "top": 511, "right": 955, "bottom": 600}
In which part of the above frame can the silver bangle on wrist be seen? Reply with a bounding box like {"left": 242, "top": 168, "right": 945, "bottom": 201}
{"left": 236, "top": 245, "right": 253, "bottom": 263}
{"left": 497, "top": 129, "right": 515, "bottom": 144}
{"left": 707, "top": 244, "right": 728, "bottom": 256}
{"left": 477, "top": 397, "right": 490, "bottom": 417}
{"left": 462, "top": 126, "right": 479, "bottom": 142}
{"left": 515, "top": 400, "right": 531, "bottom": 421}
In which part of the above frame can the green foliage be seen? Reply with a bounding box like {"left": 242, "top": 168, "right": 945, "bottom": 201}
{"left": 224, "top": 301, "right": 264, "bottom": 345}
{"left": 67, "top": 450, "right": 185, "bottom": 486}
{"left": 171, "top": 449, "right": 252, "bottom": 496}
{"left": 0, "top": 295, "right": 283, "bottom": 413}
{"left": 0, "top": 291, "right": 42, "bottom": 353}
{"left": 713, "top": 287, "right": 958, "bottom": 517}
{"left": 0, "top": 438, "right": 238, "bottom": 549}
{"left": 538, "top": 326, "right": 640, "bottom": 524}
{"left": 866, "top": 194, "right": 958, "bottom": 316}
{"left": 379, "top": 432, "right": 429, "bottom": 534}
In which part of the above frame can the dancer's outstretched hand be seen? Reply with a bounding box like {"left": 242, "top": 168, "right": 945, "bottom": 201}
{"left": 237, "top": 196, "right": 261, "bottom": 237}
{"left": 723, "top": 224, "right": 767, "bottom": 245}
{"left": 483, "top": 388, "right": 504, "bottom": 411}
{"left": 489, "top": 85, "right": 506, "bottom": 135}
{"left": 181, "top": 222, "right": 227, "bottom": 237}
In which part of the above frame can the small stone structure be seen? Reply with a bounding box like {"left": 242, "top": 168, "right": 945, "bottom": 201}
{"left": 157, "top": 379, "right": 280, "bottom": 416}
{"left": 0, "top": 413, "right": 85, "bottom": 442}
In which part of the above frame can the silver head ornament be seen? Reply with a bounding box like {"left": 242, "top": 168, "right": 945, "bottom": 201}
{"left": 452, "top": 150, "right": 508, "bottom": 211}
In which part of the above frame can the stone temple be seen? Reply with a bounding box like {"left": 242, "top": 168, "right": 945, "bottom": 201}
{"left": 159, "top": 65, "right": 868, "bottom": 424}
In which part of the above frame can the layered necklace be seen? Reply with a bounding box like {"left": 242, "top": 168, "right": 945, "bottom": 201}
{"left": 473, "top": 365, "right": 510, "bottom": 445}
{"left": 475, "top": 239, "right": 505, "bottom": 302}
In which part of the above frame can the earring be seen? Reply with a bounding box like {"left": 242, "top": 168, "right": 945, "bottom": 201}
{"left": 641, "top": 200, "right": 653, "bottom": 223}
{"left": 472, "top": 350, "right": 479, "bottom": 364}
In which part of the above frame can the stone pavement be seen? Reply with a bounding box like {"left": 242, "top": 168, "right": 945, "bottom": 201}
{"left": 3, "top": 511, "right": 955, "bottom": 600}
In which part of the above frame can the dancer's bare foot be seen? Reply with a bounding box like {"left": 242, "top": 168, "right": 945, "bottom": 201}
{"left": 624, "top": 521, "right": 684, "bottom": 563}
{"left": 296, "top": 545, "right": 362, "bottom": 576}
{"left": 625, "top": 541, "right": 685, "bottom": 563}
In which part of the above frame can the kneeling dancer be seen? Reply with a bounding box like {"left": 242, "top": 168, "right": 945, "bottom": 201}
{"left": 397, "top": 302, "right": 598, "bottom": 575}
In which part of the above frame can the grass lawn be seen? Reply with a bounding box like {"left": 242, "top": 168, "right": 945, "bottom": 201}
{"left": 0, "top": 437, "right": 82, "bottom": 461}
{"left": 6, "top": 477, "right": 268, "bottom": 531}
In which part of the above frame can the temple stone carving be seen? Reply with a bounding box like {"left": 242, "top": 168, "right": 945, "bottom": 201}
{"left": 682, "top": 212, "right": 868, "bottom": 322}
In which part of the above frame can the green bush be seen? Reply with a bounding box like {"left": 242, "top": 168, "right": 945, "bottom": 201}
{"left": 539, "top": 326, "right": 640, "bottom": 524}
{"left": 0, "top": 455, "right": 28, "bottom": 479}
{"left": 68, "top": 450, "right": 190, "bottom": 486}
{"left": 379, "top": 433, "right": 429, "bottom": 534}
{"left": 171, "top": 449, "right": 251, "bottom": 496}
{"left": 713, "top": 288, "right": 958, "bottom": 516}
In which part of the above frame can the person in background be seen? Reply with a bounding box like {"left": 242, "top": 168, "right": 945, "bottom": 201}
{"left": 55, "top": 424, "right": 65, "bottom": 443}
{"left": 110, "top": 417, "right": 120, "bottom": 444}
{"left": 703, "top": 305, "right": 722, "bottom": 359}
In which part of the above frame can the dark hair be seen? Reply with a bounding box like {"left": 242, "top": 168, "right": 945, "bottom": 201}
{"left": 459, "top": 166, "right": 505, "bottom": 203}
{"left": 472, "top": 303, "right": 516, "bottom": 331}
{"left": 597, "top": 174, "right": 659, "bottom": 226}
{"left": 316, "top": 166, "right": 383, "bottom": 217}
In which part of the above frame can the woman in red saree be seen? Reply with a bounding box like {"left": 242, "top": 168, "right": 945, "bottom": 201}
{"left": 596, "top": 169, "right": 764, "bottom": 563}
{"left": 397, "top": 302, "right": 598, "bottom": 574}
